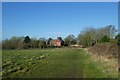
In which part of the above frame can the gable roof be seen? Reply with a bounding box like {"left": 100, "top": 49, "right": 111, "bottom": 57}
{"left": 51, "top": 39, "right": 62, "bottom": 43}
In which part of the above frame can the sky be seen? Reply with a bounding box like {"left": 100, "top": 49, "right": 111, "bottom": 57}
{"left": 2, "top": 0, "right": 120, "bottom": 2}
{"left": 2, "top": 2, "right": 118, "bottom": 40}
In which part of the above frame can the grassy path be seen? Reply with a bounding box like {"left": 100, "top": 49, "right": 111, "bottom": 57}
{"left": 2, "top": 48, "right": 117, "bottom": 78}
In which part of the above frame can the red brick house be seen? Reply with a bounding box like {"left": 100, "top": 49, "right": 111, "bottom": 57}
{"left": 50, "top": 39, "right": 62, "bottom": 47}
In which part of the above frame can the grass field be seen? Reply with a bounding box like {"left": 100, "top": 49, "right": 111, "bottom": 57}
{"left": 1, "top": 48, "right": 118, "bottom": 78}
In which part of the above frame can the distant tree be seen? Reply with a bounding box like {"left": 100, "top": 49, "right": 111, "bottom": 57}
{"left": 77, "top": 25, "right": 117, "bottom": 47}
{"left": 38, "top": 38, "right": 47, "bottom": 48}
{"left": 78, "top": 31, "right": 91, "bottom": 47}
{"left": 115, "top": 34, "right": 120, "bottom": 45}
{"left": 31, "top": 38, "right": 39, "bottom": 48}
{"left": 64, "top": 35, "right": 77, "bottom": 46}
{"left": 18, "top": 37, "right": 25, "bottom": 49}
{"left": 23, "top": 36, "right": 31, "bottom": 49}
{"left": 24, "top": 36, "right": 31, "bottom": 43}
{"left": 98, "top": 25, "right": 117, "bottom": 39}
{"left": 2, "top": 39, "right": 9, "bottom": 49}
{"left": 0, "top": 42, "right": 1, "bottom": 50}
{"left": 57, "top": 37, "right": 62, "bottom": 41}
{"left": 106, "top": 25, "right": 117, "bottom": 38}
{"left": 115, "top": 34, "right": 120, "bottom": 41}
{"left": 39, "top": 38, "right": 47, "bottom": 41}
{"left": 100, "top": 35, "right": 110, "bottom": 43}
{"left": 47, "top": 38, "right": 52, "bottom": 44}
{"left": 39, "top": 40, "right": 46, "bottom": 48}
{"left": 2, "top": 36, "right": 24, "bottom": 49}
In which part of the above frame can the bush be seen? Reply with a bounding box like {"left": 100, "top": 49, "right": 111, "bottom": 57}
{"left": 100, "top": 35, "right": 110, "bottom": 43}
{"left": 110, "top": 39, "right": 117, "bottom": 44}
{"left": 115, "top": 34, "right": 120, "bottom": 46}
{"left": 88, "top": 43, "right": 118, "bottom": 59}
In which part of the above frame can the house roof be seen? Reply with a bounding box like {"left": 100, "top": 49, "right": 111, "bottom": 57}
{"left": 51, "top": 39, "right": 62, "bottom": 43}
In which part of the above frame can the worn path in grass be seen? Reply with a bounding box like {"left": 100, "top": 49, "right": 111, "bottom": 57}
{"left": 2, "top": 48, "right": 117, "bottom": 78}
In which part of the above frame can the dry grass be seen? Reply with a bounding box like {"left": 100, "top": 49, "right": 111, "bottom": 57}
{"left": 84, "top": 47, "right": 118, "bottom": 78}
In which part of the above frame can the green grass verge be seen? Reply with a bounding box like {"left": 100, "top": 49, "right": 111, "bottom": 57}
{"left": 2, "top": 48, "right": 118, "bottom": 78}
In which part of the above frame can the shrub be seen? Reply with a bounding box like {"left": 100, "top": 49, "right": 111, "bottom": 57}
{"left": 100, "top": 35, "right": 110, "bottom": 43}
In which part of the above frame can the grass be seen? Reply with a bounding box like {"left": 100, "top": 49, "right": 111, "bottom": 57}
{"left": 2, "top": 48, "right": 118, "bottom": 78}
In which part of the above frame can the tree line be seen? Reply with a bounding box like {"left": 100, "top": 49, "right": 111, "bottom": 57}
{"left": 78, "top": 25, "right": 119, "bottom": 47}
{"left": 2, "top": 25, "right": 120, "bottom": 49}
